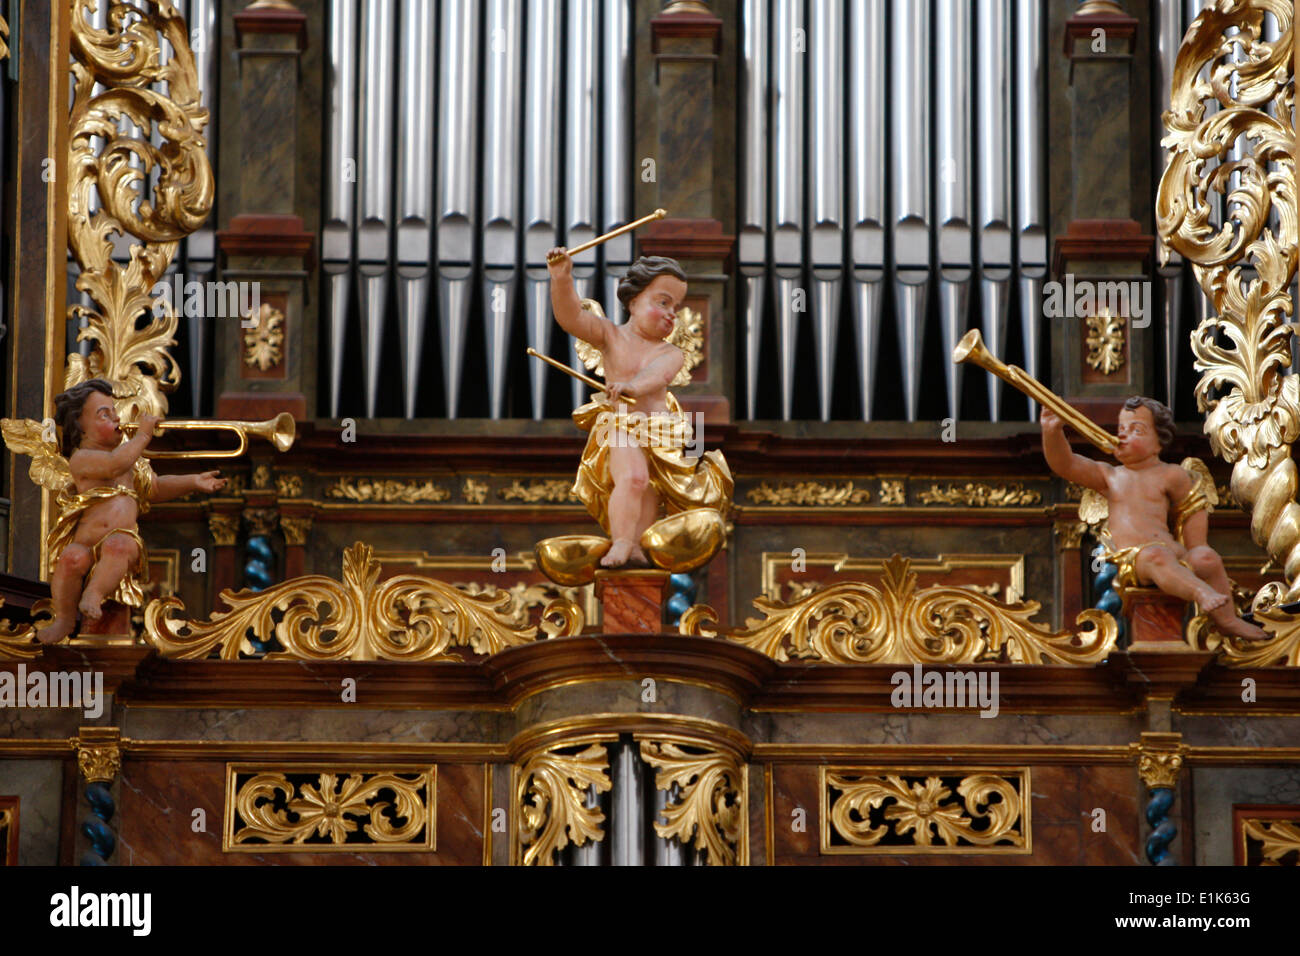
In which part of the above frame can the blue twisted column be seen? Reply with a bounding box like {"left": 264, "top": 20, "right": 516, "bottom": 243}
{"left": 74, "top": 728, "right": 122, "bottom": 866}
{"left": 1133, "top": 732, "right": 1185, "bottom": 866}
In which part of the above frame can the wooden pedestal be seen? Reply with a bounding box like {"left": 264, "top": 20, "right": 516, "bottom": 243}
{"left": 594, "top": 569, "right": 670, "bottom": 635}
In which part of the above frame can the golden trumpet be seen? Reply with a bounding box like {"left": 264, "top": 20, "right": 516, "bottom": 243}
{"left": 952, "top": 329, "right": 1117, "bottom": 455}
{"left": 123, "top": 413, "right": 297, "bottom": 459}
{"left": 546, "top": 209, "right": 667, "bottom": 264}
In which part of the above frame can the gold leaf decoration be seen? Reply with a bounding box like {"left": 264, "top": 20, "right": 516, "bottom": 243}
{"left": 878, "top": 480, "right": 906, "bottom": 505}
{"left": 0, "top": 12, "right": 9, "bottom": 61}
{"left": 275, "top": 473, "right": 303, "bottom": 498}
{"left": 916, "top": 482, "right": 1042, "bottom": 507}
{"left": 516, "top": 742, "right": 611, "bottom": 866}
{"left": 1241, "top": 818, "right": 1300, "bottom": 865}
{"left": 745, "top": 481, "right": 871, "bottom": 506}
{"left": 226, "top": 768, "right": 434, "bottom": 851}
{"left": 497, "top": 479, "right": 578, "bottom": 503}
{"left": 461, "top": 478, "right": 488, "bottom": 504}
{"left": 453, "top": 581, "right": 583, "bottom": 630}
{"left": 0, "top": 599, "right": 43, "bottom": 661}
{"left": 680, "top": 554, "right": 1116, "bottom": 665}
{"left": 242, "top": 304, "right": 285, "bottom": 371}
{"left": 67, "top": 0, "right": 215, "bottom": 419}
{"left": 1158, "top": 0, "right": 1300, "bottom": 609}
{"left": 822, "top": 769, "right": 1028, "bottom": 853}
{"left": 639, "top": 738, "right": 745, "bottom": 866}
{"left": 1085, "top": 312, "right": 1126, "bottom": 375}
{"left": 144, "top": 541, "right": 556, "bottom": 660}
{"left": 324, "top": 477, "right": 451, "bottom": 503}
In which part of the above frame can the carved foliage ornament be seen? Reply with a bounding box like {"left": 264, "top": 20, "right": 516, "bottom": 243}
{"left": 516, "top": 742, "right": 611, "bottom": 866}
{"left": 680, "top": 554, "right": 1116, "bottom": 666}
{"left": 1157, "top": 0, "right": 1299, "bottom": 611}
{"left": 145, "top": 542, "right": 580, "bottom": 661}
{"left": 1085, "top": 311, "right": 1126, "bottom": 375}
{"left": 1241, "top": 818, "right": 1300, "bottom": 865}
{"left": 66, "top": 0, "right": 215, "bottom": 419}
{"left": 639, "top": 738, "right": 745, "bottom": 866}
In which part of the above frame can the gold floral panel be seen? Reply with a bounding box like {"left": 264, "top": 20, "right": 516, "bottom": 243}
{"left": 820, "top": 767, "right": 1031, "bottom": 855}
{"left": 223, "top": 766, "right": 436, "bottom": 852}
{"left": 1234, "top": 805, "right": 1300, "bottom": 866}
{"left": 762, "top": 552, "right": 1025, "bottom": 605}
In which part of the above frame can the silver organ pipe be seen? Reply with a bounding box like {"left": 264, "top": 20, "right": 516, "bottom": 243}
{"left": 739, "top": 0, "right": 770, "bottom": 420}
{"left": 601, "top": 0, "right": 634, "bottom": 276}
{"left": 936, "top": 0, "right": 972, "bottom": 423}
{"left": 396, "top": 0, "right": 437, "bottom": 420}
{"left": 185, "top": 0, "right": 218, "bottom": 415}
{"left": 357, "top": 0, "right": 396, "bottom": 419}
{"left": 325, "top": 0, "right": 359, "bottom": 419}
{"left": 437, "top": 0, "right": 481, "bottom": 419}
{"left": 977, "top": 0, "right": 1012, "bottom": 422}
{"left": 1155, "top": 0, "right": 1185, "bottom": 409}
{"left": 1015, "top": 0, "right": 1046, "bottom": 421}
{"left": 565, "top": 0, "right": 599, "bottom": 409}
{"left": 772, "top": 0, "right": 805, "bottom": 420}
{"left": 524, "top": 0, "right": 563, "bottom": 420}
{"left": 849, "top": 0, "right": 885, "bottom": 421}
{"left": 890, "top": 0, "right": 930, "bottom": 422}
{"left": 809, "top": 0, "right": 844, "bottom": 423}
{"left": 482, "top": 0, "right": 524, "bottom": 419}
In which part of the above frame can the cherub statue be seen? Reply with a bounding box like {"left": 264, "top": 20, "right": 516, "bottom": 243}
{"left": 1043, "top": 395, "right": 1268, "bottom": 641}
{"left": 2, "top": 379, "right": 225, "bottom": 643}
{"left": 545, "top": 249, "right": 732, "bottom": 569}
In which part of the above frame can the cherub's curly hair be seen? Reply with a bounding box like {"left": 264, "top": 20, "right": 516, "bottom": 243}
{"left": 54, "top": 379, "right": 115, "bottom": 458}
{"left": 1122, "top": 395, "right": 1175, "bottom": 451}
{"left": 616, "top": 256, "right": 686, "bottom": 312}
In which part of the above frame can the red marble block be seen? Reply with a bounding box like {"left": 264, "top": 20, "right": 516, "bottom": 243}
{"left": 594, "top": 570, "right": 670, "bottom": 635}
{"left": 1122, "top": 588, "right": 1188, "bottom": 649}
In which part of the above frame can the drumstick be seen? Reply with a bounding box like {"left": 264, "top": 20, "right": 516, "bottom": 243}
{"left": 526, "top": 348, "right": 637, "bottom": 404}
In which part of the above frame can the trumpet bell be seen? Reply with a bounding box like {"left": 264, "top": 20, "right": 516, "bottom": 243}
{"left": 952, "top": 329, "right": 986, "bottom": 366}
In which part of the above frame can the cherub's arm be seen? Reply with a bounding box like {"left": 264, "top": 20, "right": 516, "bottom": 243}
{"left": 68, "top": 417, "right": 156, "bottom": 482}
{"left": 1040, "top": 408, "right": 1109, "bottom": 492}
{"left": 547, "top": 248, "right": 610, "bottom": 349}
{"left": 625, "top": 345, "right": 685, "bottom": 395}
{"left": 150, "top": 470, "right": 225, "bottom": 503}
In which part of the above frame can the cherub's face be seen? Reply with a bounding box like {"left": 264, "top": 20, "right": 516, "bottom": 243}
{"left": 79, "top": 391, "right": 121, "bottom": 449}
{"left": 627, "top": 275, "right": 686, "bottom": 341}
{"left": 1116, "top": 406, "right": 1161, "bottom": 464}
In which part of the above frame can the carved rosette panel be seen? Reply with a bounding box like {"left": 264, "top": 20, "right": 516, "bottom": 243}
{"left": 639, "top": 738, "right": 746, "bottom": 866}
{"left": 1158, "top": 1, "right": 1298, "bottom": 618}
{"left": 223, "top": 766, "right": 435, "bottom": 851}
{"left": 515, "top": 741, "right": 612, "bottom": 866}
{"left": 1240, "top": 818, "right": 1300, "bottom": 865}
{"left": 66, "top": 0, "right": 215, "bottom": 418}
{"left": 821, "top": 768, "right": 1030, "bottom": 854}
{"left": 144, "top": 542, "right": 578, "bottom": 660}
{"left": 679, "top": 554, "right": 1116, "bottom": 665}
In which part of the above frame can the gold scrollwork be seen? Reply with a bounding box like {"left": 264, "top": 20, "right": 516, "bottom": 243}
{"left": 0, "top": 599, "right": 42, "bottom": 660}
{"left": 639, "top": 738, "right": 746, "bottom": 866}
{"left": 1241, "top": 818, "right": 1300, "bottom": 865}
{"left": 1085, "top": 312, "right": 1126, "bottom": 375}
{"left": 66, "top": 0, "right": 215, "bottom": 419}
{"left": 681, "top": 554, "right": 1115, "bottom": 665}
{"left": 1158, "top": 0, "right": 1300, "bottom": 609}
{"left": 516, "top": 741, "right": 612, "bottom": 866}
{"left": 224, "top": 766, "right": 435, "bottom": 851}
{"left": 242, "top": 305, "right": 285, "bottom": 371}
{"left": 821, "top": 768, "right": 1029, "bottom": 853}
{"left": 325, "top": 477, "right": 451, "bottom": 503}
{"left": 497, "top": 479, "right": 577, "bottom": 503}
{"left": 453, "top": 581, "right": 583, "bottom": 630}
{"left": 745, "top": 481, "right": 871, "bottom": 506}
{"left": 917, "top": 482, "right": 1042, "bottom": 507}
{"left": 144, "top": 541, "right": 560, "bottom": 660}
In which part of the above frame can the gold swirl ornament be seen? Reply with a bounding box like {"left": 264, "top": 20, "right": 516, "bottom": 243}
{"left": 639, "top": 508, "right": 727, "bottom": 573}
{"left": 534, "top": 535, "right": 612, "bottom": 586}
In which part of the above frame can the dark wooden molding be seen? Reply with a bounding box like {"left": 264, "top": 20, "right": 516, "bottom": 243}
{"left": 216, "top": 214, "right": 316, "bottom": 266}
{"left": 640, "top": 218, "right": 736, "bottom": 266}
{"left": 1052, "top": 219, "right": 1153, "bottom": 276}
{"left": 233, "top": 6, "right": 308, "bottom": 49}
{"left": 215, "top": 391, "right": 308, "bottom": 423}
{"left": 651, "top": 11, "right": 724, "bottom": 54}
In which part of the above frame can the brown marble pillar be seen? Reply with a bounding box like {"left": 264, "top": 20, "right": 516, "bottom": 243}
{"left": 215, "top": 1, "right": 315, "bottom": 423}
{"left": 1052, "top": 1, "right": 1153, "bottom": 423}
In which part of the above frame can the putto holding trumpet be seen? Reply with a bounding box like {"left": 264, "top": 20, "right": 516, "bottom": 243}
{"left": 3, "top": 379, "right": 227, "bottom": 643}
{"left": 954, "top": 330, "right": 1269, "bottom": 642}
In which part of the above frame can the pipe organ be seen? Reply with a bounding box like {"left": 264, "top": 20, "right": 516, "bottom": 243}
{"left": 323, "top": 0, "right": 633, "bottom": 420}
{"left": 741, "top": 0, "right": 1046, "bottom": 422}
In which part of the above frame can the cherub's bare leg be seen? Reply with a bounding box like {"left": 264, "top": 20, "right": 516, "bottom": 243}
{"left": 78, "top": 533, "right": 138, "bottom": 621}
{"left": 603, "top": 444, "right": 651, "bottom": 567}
{"left": 1135, "top": 545, "right": 1226, "bottom": 610}
{"left": 38, "top": 544, "right": 92, "bottom": 644}
{"left": 1185, "top": 545, "right": 1269, "bottom": 641}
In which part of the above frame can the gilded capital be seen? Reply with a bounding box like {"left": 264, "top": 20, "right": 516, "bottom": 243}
{"left": 74, "top": 728, "right": 122, "bottom": 783}
{"left": 1131, "top": 732, "right": 1186, "bottom": 790}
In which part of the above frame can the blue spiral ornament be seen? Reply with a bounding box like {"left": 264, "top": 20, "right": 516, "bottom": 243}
{"left": 1091, "top": 544, "right": 1126, "bottom": 645}
{"left": 666, "top": 573, "right": 698, "bottom": 628}
{"left": 79, "top": 781, "right": 116, "bottom": 865}
{"left": 242, "top": 535, "right": 277, "bottom": 653}
{"left": 1144, "top": 787, "right": 1177, "bottom": 865}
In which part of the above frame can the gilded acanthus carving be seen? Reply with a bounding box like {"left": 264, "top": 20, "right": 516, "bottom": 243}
{"left": 746, "top": 481, "right": 871, "bottom": 506}
{"left": 74, "top": 728, "right": 122, "bottom": 783}
{"left": 639, "top": 738, "right": 745, "bottom": 866}
{"left": 916, "top": 483, "right": 1042, "bottom": 507}
{"left": 66, "top": 0, "right": 215, "bottom": 418}
{"left": 325, "top": 477, "right": 451, "bottom": 504}
{"left": 516, "top": 742, "right": 611, "bottom": 866}
{"left": 1084, "top": 312, "right": 1125, "bottom": 375}
{"left": 680, "top": 554, "right": 1116, "bottom": 665}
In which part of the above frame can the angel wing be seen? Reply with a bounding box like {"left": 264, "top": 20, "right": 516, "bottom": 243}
{"left": 1180, "top": 457, "right": 1219, "bottom": 511}
{"left": 571, "top": 298, "right": 701, "bottom": 388}
{"left": 1078, "top": 487, "right": 1110, "bottom": 536}
{"left": 1, "top": 419, "right": 73, "bottom": 492}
